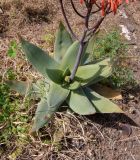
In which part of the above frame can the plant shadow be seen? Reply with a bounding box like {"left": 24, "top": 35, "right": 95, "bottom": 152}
{"left": 86, "top": 113, "right": 139, "bottom": 133}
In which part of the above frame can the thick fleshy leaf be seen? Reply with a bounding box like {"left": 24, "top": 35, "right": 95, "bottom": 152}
{"left": 68, "top": 81, "right": 81, "bottom": 90}
{"left": 54, "top": 22, "right": 73, "bottom": 62}
{"left": 84, "top": 87, "right": 123, "bottom": 113}
{"left": 46, "top": 68, "right": 63, "bottom": 84}
{"left": 48, "top": 82, "right": 70, "bottom": 107}
{"left": 76, "top": 58, "right": 112, "bottom": 86}
{"left": 81, "top": 31, "right": 100, "bottom": 65}
{"left": 75, "top": 63, "right": 100, "bottom": 85}
{"left": 91, "top": 58, "right": 112, "bottom": 84}
{"left": 62, "top": 67, "right": 71, "bottom": 78}
{"left": 81, "top": 36, "right": 94, "bottom": 65}
{"left": 60, "top": 41, "right": 80, "bottom": 70}
{"left": 63, "top": 80, "right": 81, "bottom": 90}
{"left": 32, "top": 98, "right": 58, "bottom": 132}
{"left": 6, "top": 80, "right": 49, "bottom": 99}
{"left": 6, "top": 80, "right": 30, "bottom": 95}
{"left": 20, "top": 37, "right": 59, "bottom": 77}
{"left": 67, "top": 87, "right": 96, "bottom": 115}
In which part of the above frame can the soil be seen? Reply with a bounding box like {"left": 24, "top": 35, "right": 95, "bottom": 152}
{"left": 0, "top": 0, "right": 140, "bottom": 160}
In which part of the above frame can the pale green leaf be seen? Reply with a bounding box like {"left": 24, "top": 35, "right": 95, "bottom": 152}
{"left": 60, "top": 41, "right": 79, "bottom": 70}
{"left": 91, "top": 58, "right": 112, "bottom": 84}
{"left": 46, "top": 68, "right": 63, "bottom": 84}
{"left": 20, "top": 37, "right": 59, "bottom": 77}
{"left": 63, "top": 80, "right": 81, "bottom": 90}
{"left": 6, "top": 80, "right": 30, "bottom": 95}
{"left": 75, "top": 63, "right": 100, "bottom": 85}
{"left": 48, "top": 82, "right": 70, "bottom": 107}
{"left": 32, "top": 98, "right": 58, "bottom": 132}
{"left": 67, "top": 87, "right": 96, "bottom": 115}
{"left": 6, "top": 80, "right": 49, "bottom": 99}
{"left": 62, "top": 67, "right": 71, "bottom": 78}
{"left": 84, "top": 87, "right": 123, "bottom": 113}
{"left": 54, "top": 22, "right": 73, "bottom": 62}
{"left": 81, "top": 31, "right": 100, "bottom": 65}
{"left": 76, "top": 58, "right": 112, "bottom": 86}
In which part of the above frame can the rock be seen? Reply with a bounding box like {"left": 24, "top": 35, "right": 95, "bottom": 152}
{"left": 127, "top": 23, "right": 135, "bottom": 33}
{"left": 0, "top": 8, "right": 3, "bottom": 14}
{"left": 133, "top": 13, "right": 140, "bottom": 25}
{"left": 119, "top": 25, "right": 131, "bottom": 41}
{"left": 129, "top": 94, "right": 135, "bottom": 100}
{"left": 129, "top": 107, "right": 136, "bottom": 114}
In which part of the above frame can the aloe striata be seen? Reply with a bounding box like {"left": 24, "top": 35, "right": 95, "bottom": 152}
{"left": 7, "top": 23, "right": 123, "bottom": 132}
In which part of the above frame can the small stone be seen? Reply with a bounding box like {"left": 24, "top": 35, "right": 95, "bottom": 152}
{"left": 129, "top": 107, "right": 136, "bottom": 114}
{"left": 120, "top": 124, "right": 132, "bottom": 136}
{"left": 127, "top": 23, "right": 135, "bottom": 33}
{"left": 0, "top": 8, "right": 3, "bottom": 14}
{"left": 129, "top": 94, "right": 134, "bottom": 100}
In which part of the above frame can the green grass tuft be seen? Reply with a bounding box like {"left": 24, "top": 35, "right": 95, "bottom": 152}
{"left": 92, "top": 31, "right": 136, "bottom": 88}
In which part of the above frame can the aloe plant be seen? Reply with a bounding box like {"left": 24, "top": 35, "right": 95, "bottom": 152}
{"left": 7, "top": 23, "right": 123, "bottom": 132}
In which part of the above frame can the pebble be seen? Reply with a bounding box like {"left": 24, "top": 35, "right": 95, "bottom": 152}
{"left": 0, "top": 8, "right": 3, "bottom": 14}
{"left": 127, "top": 23, "right": 135, "bottom": 33}
{"left": 128, "top": 94, "right": 135, "bottom": 100}
{"left": 129, "top": 107, "right": 136, "bottom": 114}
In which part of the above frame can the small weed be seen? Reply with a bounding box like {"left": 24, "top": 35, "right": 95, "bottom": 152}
{"left": 7, "top": 40, "right": 19, "bottom": 58}
{"left": 6, "top": 68, "right": 16, "bottom": 80}
{"left": 43, "top": 33, "right": 54, "bottom": 48}
{"left": 0, "top": 82, "right": 30, "bottom": 152}
{"left": 93, "top": 31, "right": 127, "bottom": 59}
{"left": 92, "top": 31, "right": 136, "bottom": 88}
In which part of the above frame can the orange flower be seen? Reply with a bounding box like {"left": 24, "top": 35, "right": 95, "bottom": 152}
{"left": 101, "top": 0, "right": 105, "bottom": 16}
{"left": 79, "top": 0, "right": 135, "bottom": 16}
{"left": 80, "top": 0, "right": 84, "bottom": 4}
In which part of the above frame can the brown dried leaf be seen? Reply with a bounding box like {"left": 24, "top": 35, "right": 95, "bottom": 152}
{"left": 93, "top": 84, "right": 122, "bottom": 100}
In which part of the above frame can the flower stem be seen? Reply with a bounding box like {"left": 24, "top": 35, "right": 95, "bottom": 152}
{"left": 59, "top": 0, "right": 78, "bottom": 40}
{"left": 69, "top": 41, "right": 85, "bottom": 81}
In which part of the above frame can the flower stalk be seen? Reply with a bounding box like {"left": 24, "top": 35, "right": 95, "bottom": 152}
{"left": 59, "top": 0, "right": 133, "bottom": 81}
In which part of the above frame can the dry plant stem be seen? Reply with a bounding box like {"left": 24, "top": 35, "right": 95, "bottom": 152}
{"left": 70, "top": 0, "right": 85, "bottom": 18}
{"left": 59, "top": 0, "right": 78, "bottom": 40}
{"left": 86, "top": 16, "right": 104, "bottom": 38}
{"left": 59, "top": 0, "right": 110, "bottom": 81}
{"left": 70, "top": 30, "right": 87, "bottom": 81}
{"left": 95, "top": 2, "right": 101, "bottom": 9}
{"left": 91, "top": 8, "right": 101, "bottom": 14}
{"left": 70, "top": 2, "right": 93, "bottom": 81}
{"left": 86, "top": 4, "right": 111, "bottom": 40}
{"left": 85, "top": 3, "right": 93, "bottom": 29}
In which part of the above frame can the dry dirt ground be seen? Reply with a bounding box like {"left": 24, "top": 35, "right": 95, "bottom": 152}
{"left": 0, "top": 0, "right": 140, "bottom": 160}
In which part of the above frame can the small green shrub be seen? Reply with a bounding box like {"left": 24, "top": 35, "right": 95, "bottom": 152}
{"left": 0, "top": 82, "right": 29, "bottom": 144}
{"left": 0, "top": 83, "right": 12, "bottom": 123}
{"left": 6, "top": 68, "right": 16, "bottom": 80}
{"left": 43, "top": 33, "right": 54, "bottom": 47}
{"left": 7, "top": 40, "right": 18, "bottom": 58}
{"left": 92, "top": 31, "right": 135, "bottom": 88}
